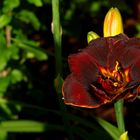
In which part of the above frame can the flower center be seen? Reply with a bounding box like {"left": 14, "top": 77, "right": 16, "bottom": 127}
{"left": 98, "top": 61, "right": 131, "bottom": 94}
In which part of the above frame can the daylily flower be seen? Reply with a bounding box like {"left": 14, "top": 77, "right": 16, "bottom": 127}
{"left": 62, "top": 34, "right": 140, "bottom": 108}
{"left": 62, "top": 8, "right": 140, "bottom": 108}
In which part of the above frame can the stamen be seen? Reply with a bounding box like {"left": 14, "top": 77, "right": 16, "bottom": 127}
{"left": 113, "top": 82, "right": 118, "bottom": 87}
{"left": 98, "top": 60, "right": 130, "bottom": 94}
{"left": 115, "top": 61, "right": 121, "bottom": 71}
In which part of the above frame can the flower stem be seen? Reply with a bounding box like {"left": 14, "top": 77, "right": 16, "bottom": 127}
{"left": 52, "top": 0, "right": 62, "bottom": 75}
{"left": 114, "top": 99, "right": 125, "bottom": 134}
{"left": 52, "top": 1, "right": 74, "bottom": 139}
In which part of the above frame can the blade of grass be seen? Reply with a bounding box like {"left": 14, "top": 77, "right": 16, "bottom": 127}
{"left": 67, "top": 114, "right": 115, "bottom": 140}
{"left": 0, "top": 97, "right": 60, "bottom": 115}
{"left": 0, "top": 120, "right": 63, "bottom": 132}
{"left": 95, "top": 117, "right": 121, "bottom": 140}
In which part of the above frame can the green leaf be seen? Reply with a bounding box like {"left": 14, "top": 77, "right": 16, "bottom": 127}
{"left": 22, "top": 43, "right": 47, "bottom": 60}
{"left": 0, "top": 32, "right": 12, "bottom": 70}
{"left": 8, "top": 44, "right": 20, "bottom": 60}
{"left": 0, "top": 103, "right": 13, "bottom": 117}
{"left": 13, "top": 38, "right": 48, "bottom": 60}
{"left": 26, "top": 52, "right": 35, "bottom": 59}
{"left": 90, "top": 2, "right": 101, "bottom": 13}
{"left": 2, "top": 0, "right": 20, "bottom": 13}
{"left": 10, "top": 69, "right": 24, "bottom": 84}
{"left": 95, "top": 117, "right": 121, "bottom": 140}
{"left": 17, "top": 10, "right": 41, "bottom": 30}
{"left": 0, "top": 130, "right": 7, "bottom": 140}
{"left": 0, "top": 15, "right": 11, "bottom": 28}
{"left": 0, "top": 77, "right": 10, "bottom": 95}
{"left": 0, "top": 120, "right": 63, "bottom": 132}
{"left": 27, "top": 0, "right": 43, "bottom": 7}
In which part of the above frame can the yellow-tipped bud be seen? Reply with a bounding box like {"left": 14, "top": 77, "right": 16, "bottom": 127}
{"left": 87, "top": 31, "right": 100, "bottom": 44}
{"left": 119, "top": 131, "right": 129, "bottom": 140}
{"left": 103, "top": 7, "right": 123, "bottom": 37}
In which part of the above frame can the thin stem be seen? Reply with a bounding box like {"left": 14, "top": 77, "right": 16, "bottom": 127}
{"left": 6, "top": 26, "right": 12, "bottom": 47}
{"left": 52, "top": 0, "right": 62, "bottom": 75}
{"left": 114, "top": 99, "right": 125, "bottom": 134}
{"left": 52, "top": 1, "right": 73, "bottom": 139}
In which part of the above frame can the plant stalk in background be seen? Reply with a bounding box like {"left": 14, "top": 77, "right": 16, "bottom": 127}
{"left": 52, "top": 0, "right": 62, "bottom": 75}
{"left": 52, "top": 0, "right": 74, "bottom": 139}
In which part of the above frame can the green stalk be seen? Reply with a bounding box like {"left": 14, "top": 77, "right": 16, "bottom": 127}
{"left": 114, "top": 99, "right": 125, "bottom": 134}
{"left": 52, "top": 1, "right": 73, "bottom": 139}
{"left": 52, "top": 0, "right": 62, "bottom": 75}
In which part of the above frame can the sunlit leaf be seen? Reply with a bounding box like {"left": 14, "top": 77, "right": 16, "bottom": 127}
{"left": 10, "top": 69, "right": 25, "bottom": 84}
{"left": 2, "top": 0, "right": 20, "bottom": 13}
{"left": 0, "top": 120, "right": 63, "bottom": 132}
{"left": 0, "top": 15, "right": 11, "bottom": 29}
{"left": 0, "top": 32, "right": 13, "bottom": 71}
{"left": 0, "top": 77, "right": 10, "bottom": 96}
{"left": 13, "top": 38, "right": 48, "bottom": 60}
{"left": 8, "top": 44, "right": 20, "bottom": 60}
{"left": 0, "top": 130, "right": 7, "bottom": 140}
{"left": 0, "top": 103, "right": 13, "bottom": 117}
{"left": 16, "top": 10, "right": 41, "bottom": 30}
{"left": 27, "top": 0, "right": 43, "bottom": 7}
{"left": 95, "top": 117, "right": 121, "bottom": 140}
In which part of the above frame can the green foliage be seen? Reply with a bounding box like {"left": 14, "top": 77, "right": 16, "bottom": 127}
{"left": 0, "top": 77, "right": 10, "bottom": 94}
{"left": 0, "top": 15, "right": 11, "bottom": 29}
{"left": 27, "top": 0, "right": 43, "bottom": 7}
{"left": 0, "top": 120, "right": 63, "bottom": 132}
{"left": 2, "top": 0, "right": 20, "bottom": 13}
{"left": 16, "top": 10, "right": 41, "bottom": 30}
{"left": 0, "top": 130, "right": 7, "bottom": 140}
{"left": 0, "top": 0, "right": 48, "bottom": 129}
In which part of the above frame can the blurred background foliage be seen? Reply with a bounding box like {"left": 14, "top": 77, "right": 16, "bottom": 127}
{"left": 0, "top": 0, "right": 140, "bottom": 140}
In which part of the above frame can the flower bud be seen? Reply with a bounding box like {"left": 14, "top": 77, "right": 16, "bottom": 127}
{"left": 119, "top": 131, "right": 129, "bottom": 140}
{"left": 103, "top": 7, "right": 123, "bottom": 37}
{"left": 87, "top": 31, "right": 100, "bottom": 44}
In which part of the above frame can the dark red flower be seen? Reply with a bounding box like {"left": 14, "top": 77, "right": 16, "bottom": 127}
{"left": 62, "top": 34, "right": 140, "bottom": 108}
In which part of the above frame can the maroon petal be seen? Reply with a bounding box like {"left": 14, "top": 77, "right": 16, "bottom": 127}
{"left": 68, "top": 51, "right": 98, "bottom": 86}
{"left": 108, "top": 37, "right": 140, "bottom": 68}
{"left": 131, "top": 58, "right": 140, "bottom": 83}
{"left": 62, "top": 74, "right": 107, "bottom": 108}
{"left": 85, "top": 34, "right": 129, "bottom": 69}
{"left": 117, "top": 38, "right": 140, "bottom": 83}
{"left": 84, "top": 37, "right": 110, "bottom": 67}
{"left": 125, "top": 38, "right": 140, "bottom": 81}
